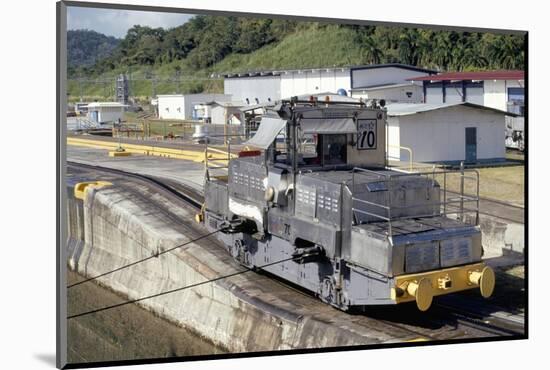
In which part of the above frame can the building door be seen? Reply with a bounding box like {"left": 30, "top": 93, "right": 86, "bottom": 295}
{"left": 465, "top": 127, "right": 477, "bottom": 163}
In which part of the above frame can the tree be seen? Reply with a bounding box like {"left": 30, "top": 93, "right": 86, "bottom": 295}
{"left": 361, "top": 36, "right": 383, "bottom": 64}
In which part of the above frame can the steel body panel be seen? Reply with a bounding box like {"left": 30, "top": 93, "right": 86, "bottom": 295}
{"left": 296, "top": 174, "right": 343, "bottom": 226}
{"left": 204, "top": 180, "right": 229, "bottom": 216}
{"left": 228, "top": 157, "right": 267, "bottom": 204}
{"left": 352, "top": 176, "right": 441, "bottom": 224}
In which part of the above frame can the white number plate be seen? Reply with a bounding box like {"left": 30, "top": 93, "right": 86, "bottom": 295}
{"left": 357, "top": 119, "right": 377, "bottom": 150}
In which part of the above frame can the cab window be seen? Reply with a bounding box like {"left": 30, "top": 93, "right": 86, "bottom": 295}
{"left": 323, "top": 134, "right": 347, "bottom": 165}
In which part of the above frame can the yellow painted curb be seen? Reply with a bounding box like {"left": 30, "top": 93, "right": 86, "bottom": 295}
{"left": 74, "top": 181, "right": 112, "bottom": 200}
{"left": 109, "top": 150, "right": 132, "bottom": 157}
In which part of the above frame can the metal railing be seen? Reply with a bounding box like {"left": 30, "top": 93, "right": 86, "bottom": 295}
{"left": 350, "top": 164, "right": 480, "bottom": 236}
{"left": 386, "top": 144, "right": 414, "bottom": 172}
{"left": 68, "top": 116, "right": 101, "bottom": 131}
{"left": 204, "top": 136, "right": 238, "bottom": 182}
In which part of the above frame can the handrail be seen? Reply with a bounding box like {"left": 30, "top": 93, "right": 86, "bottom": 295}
{"left": 204, "top": 134, "right": 240, "bottom": 181}
{"left": 386, "top": 144, "right": 413, "bottom": 172}
{"left": 350, "top": 163, "right": 480, "bottom": 236}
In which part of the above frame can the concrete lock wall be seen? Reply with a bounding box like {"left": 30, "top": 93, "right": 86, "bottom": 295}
{"left": 465, "top": 213, "right": 524, "bottom": 257}
{"left": 65, "top": 183, "right": 388, "bottom": 353}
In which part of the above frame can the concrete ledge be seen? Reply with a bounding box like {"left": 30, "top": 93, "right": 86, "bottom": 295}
{"left": 66, "top": 180, "right": 408, "bottom": 353}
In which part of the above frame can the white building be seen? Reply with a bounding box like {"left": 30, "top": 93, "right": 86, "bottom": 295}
{"left": 86, "top": 102, "right": 125, "bottom": 124}
{"left": 386, "top": 102, "right": 509, "bottom": 164}
{"left": 156, "top": 94, "right": 232, "bottom": 120}
{"left": 223, "top": 64, "right": 436, "bottom": 104}
{"left": 194, "top": 101, "right": 245, "bottom": 125}
{"left": 409, "top": 70, "right": 525, "bottom": 115}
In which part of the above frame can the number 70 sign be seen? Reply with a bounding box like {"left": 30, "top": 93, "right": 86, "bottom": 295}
{"left": 357, "top": 119, "right": 377, "bottom": 150}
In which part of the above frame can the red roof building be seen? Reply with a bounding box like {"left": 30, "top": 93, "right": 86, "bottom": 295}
{"left": 408, "top": 70, "right": 524, "bottom": 82}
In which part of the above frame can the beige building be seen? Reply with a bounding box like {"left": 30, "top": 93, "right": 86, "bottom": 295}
{"left": 386, "top": 102, "right": 510, "bottom": 164}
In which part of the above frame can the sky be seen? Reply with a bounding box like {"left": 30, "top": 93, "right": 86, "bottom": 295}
{"left": 67, "top": 7, "right": 193, "bottom": 38}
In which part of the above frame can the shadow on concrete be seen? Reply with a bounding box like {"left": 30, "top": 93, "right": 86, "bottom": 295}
{"left": 355, "top": 303, "right": 446, "bottom": 330}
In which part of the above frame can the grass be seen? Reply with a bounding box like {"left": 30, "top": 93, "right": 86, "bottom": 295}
{"left": 430, "top": 165, "right": 524, "bottom": 205}
{"left": 145, "top": 121, "right": 196, "bottom": 138}
{"left": 506, "top": 150, "right": 525, "bottom": 162}
{"left": 211, "top": 25, "right": 365, "bottom": 73}
{"left": 476, "top": 166, "right": 525, "bottom": 204}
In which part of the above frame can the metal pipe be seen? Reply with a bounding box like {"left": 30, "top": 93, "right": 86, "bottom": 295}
{"left": 476, "top": 170, "right": 480, "bottom": 225}
{"left": 443, "top": 171, "right": 447, "bottom": 216}
{"left": 460, "top": 161, "right": 465, "bottom": 222}
{"left": 387, "top": 176, "right": 393, "bottom": 236}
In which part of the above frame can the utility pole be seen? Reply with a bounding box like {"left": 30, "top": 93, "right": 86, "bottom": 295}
{"left": 78, "top": 73, "right": 83, "bottom": 102}
{"left": 128, "top": 66, "right": 132, "bottom": 102}
{"left": 175, "top": 69, "right": 181, "bottom": 94}
{"left": 151, "top": 73, "right": 157, "bottom": 98}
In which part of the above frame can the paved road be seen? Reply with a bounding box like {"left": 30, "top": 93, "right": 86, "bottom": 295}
{"left": 67, "top": 145, "right": 206, "bottom": 193}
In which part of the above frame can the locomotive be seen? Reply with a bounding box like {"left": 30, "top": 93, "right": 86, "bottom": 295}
{"left": 198, "top": 97, "right": 495, "bottom": 311}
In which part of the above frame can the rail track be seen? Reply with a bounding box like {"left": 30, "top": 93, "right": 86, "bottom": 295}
{"left": 66, "top": 161, "right": 526, "bottom": 342}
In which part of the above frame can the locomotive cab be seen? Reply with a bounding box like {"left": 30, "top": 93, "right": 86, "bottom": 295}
{"left": 201, "top": 97, "right": 495, "bottom": 312}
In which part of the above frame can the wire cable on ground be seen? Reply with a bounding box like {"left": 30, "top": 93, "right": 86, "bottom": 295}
{"left": 67, "top": 255, "right": 300, "bottom": 320}
{"left": 67, "top": 228, "right": 226, "bottom": 289}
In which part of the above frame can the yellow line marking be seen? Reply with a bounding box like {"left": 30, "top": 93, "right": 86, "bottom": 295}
{"left": 67, "top": 137, "right": 236, "bottom": 164}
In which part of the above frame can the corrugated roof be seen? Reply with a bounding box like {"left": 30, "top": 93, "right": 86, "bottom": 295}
{"left": 386, "top": 102, "right": 517, "bottom": 117}
{"left": 408, "top": 70, "right": 524, "bottom": 82}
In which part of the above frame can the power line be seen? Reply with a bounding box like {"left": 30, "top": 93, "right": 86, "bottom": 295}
{"left": 67, "top": 255, "right": 300, "bottom": 320}
{"left": 67, "top": 228, "right": 225, "bottom": 289}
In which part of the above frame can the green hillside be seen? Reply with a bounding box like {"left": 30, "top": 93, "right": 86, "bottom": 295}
{"left": 68, "top": 30, "right": 120, "bottom": 68}
{"left": 210, "top": 25, "right": 366, "bottom": 72}
{"left": 67, "top": 17, "right": 525, "bottom": 102}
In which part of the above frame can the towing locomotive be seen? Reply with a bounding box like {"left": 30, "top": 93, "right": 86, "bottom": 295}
{"left": 199, "top": 97, "right": 495, "bottom": 311}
